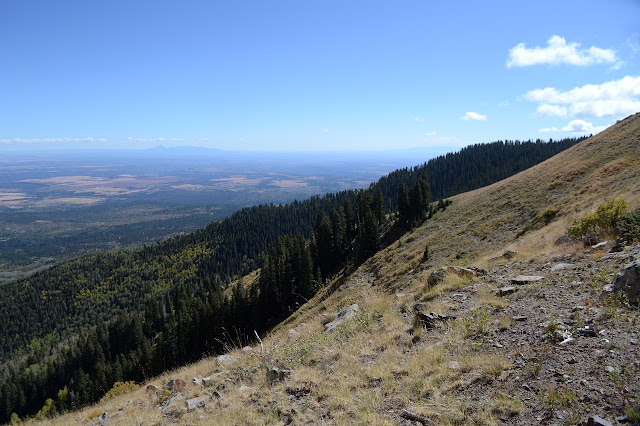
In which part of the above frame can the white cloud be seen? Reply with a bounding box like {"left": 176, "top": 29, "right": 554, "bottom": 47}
{"left": 0, "top": 137, "right": 107, "bottom": 144}
{"left": 414, "top": 116, "right": 425, "bottom": 122}
{"left": 538, "top": 127, "right": 559, "bottom": 132}
{"left": 537, "top": 104, "right": 567, "bottom": 117}
{"left": 507, "top": 35, "right": 618, "bottom": 68}
{"left": 461, "top": 112, "right": 487, "bottom": 121}
{"left": 424, "top": 131, "right": 437, "bottom": 136}
{"left": 127, "top": 137, "right": 185, "bottom": 142}
{"left": 524, "top": 75, "right": 640, "bottom": 119}
{"left": 561, "top": 119, "right": 609, "bottom": 134}
{"left": 320, "top": 128, "right": 329, "bottom": 132}
{"left": 432, "top": 137, "right": 458, "bottom": 143}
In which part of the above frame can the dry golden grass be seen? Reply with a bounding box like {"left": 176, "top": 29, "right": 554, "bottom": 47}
{"left": 35, "top": 114, "right": 640, "bottom": 425}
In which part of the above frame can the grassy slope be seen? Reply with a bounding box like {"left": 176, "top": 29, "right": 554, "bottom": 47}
{"left": 40, "top": 114, "right": 640, "bottom": 425}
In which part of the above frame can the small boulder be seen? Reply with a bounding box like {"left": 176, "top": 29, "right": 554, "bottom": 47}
{"left": 580, "top": 416, "right": 614, "bottom": 426}
{"left": 497, "top": 286, "right": 517, "bottom": 296}
{"left": 551, "top": 263, "right": 573, "bottom": 272}
{"left": 185, "top": 395, "right": 211, "bottom": 411}
{"left": 146, "top": 384, "right": 160, "bottom": 395}
{"left": 266, "top": 367, "right": 292, "bottom": 385}
{"left": 603, "top": 259, "right": 640, "bottom": 305}
{"left": 324, "top": 304, "right": 359, "bottom": 332}
{"left": 166, "top": 378, "right": 186, "bottom": 394}
{"left": 427, "top": 266, "right": 476, "bottom": 287}
{"left": 215, "top": 354, "right": 235, "bottom": 366}
{"left": 413, "top": 304, "right": 455, "bottom": 328}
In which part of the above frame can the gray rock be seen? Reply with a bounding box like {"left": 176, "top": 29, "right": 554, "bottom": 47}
{"left": 447, "top": 361, "right": 460, "bottom": 370}
{"left": 185, "top": 395, "right": 211, "bottom": 411}
{"left": 604, "top": 366, "right": 616, "bottom": 373}
{"left": 592, "top": 241, "right": 608, "bottom": 249}
{"left": 324, "top": 304, "right": 359, "bottom": 332}
{"left": 215, "top": 354, "right": 235, "bottom": 366}
{"left": 577, "top": 326, "right": 597, "bottom": 337}
{"left": 266, "top": 367, "right": 292, "bottom": 384}
{"left": 510, "top": 275, "right": 544, "bottom": 285}
{"left": 551, "top": 263, "right": 573, "bottom": 272}
{"left": 497, "top": 286, "right": 517, "bottom": 296}
{"left": 581, "top": 415, "right": 614, "bottom": 426}
{"left": 604, "top": 259, "right": 640, "bottom": 305}
{"left": 413, "top": 305, "right": 455, "bottom": 328}
{"left": 146, "top": 384, "right": 160, "bottom": 395}
{"left": 512, "top": 315, "right": 528, "bottom": 321}
{"left": 166, "top": 378, "right": 186, "bottom": 393}
{"left": 427, "top": 266, "right": 476, "bottom": 287}
{"left": 242, "top": 346, "right": 253, "bottom": 353}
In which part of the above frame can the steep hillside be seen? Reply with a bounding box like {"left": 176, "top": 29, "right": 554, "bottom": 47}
{"left": 0, "top": 136, "right": 581, "bottom": 363}
{"left": 38, "top": 115, "right": 640, "bottom": 425}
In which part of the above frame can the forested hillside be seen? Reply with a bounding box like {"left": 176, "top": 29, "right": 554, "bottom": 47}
{"left": 0, "top": 136, "right": 583, "bottom": 422}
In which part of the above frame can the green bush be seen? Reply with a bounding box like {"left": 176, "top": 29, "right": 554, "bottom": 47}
{"left": 568, "top": 198, "right": 628, "bottom": 239}
{"left": 618, "top": 206, "right": 640, "bottom": 242}
{"left": 423, "top": 245, "right": 430, "bottom": 261}
{"left": 100, "top": 381, "right": 140, "bottom": 402}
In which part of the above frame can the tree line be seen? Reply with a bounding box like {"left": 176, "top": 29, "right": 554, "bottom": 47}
{"left": 0, "top": 136, "right": 584, "bottom": 422}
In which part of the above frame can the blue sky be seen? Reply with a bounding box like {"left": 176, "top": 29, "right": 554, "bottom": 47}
{"left": 1, "top": 0, "right": 638, "bottom": 151}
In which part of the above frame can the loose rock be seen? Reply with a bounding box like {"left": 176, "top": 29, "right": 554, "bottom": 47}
{"left": 497, "top": 286, "right": 517, "bottom": 296}
{"left": 324, "top": 304, "right": 359, "bottom": 332}
{"left": 427, "top": 266, "right": 476, "bottom": 287}
{"left": 186, "top": 395, "right": 211, "bottom": 411}
{"left": 511, "top": 275, "right": 544, "bottom": 285}
{"left": 215, "top": 354, "right": 235, "bottom": 366}
{"left": 266, "top": 367, "right": 292, "bottom": 385}
{"left": 166, "top": 378, "right": 186, "bottom": 394}
{"left": 603, "top": 257, "right": 640, "bottom": 305}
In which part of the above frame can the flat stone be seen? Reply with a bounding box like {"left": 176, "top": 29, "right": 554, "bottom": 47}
{"left": 591, "top": 242, "right": 608, "bottom": 249}
{"left": 512, "top": 315, "right": 528, "bottom": 321}
{"left": 497, "top": 286, "right": 517, "bottom": 296}
{"left": 584, "top": 415, "right": 614, "bottom": 426}
{"left": 604, "top": 366, "right": 616, "bottom": 373}
{"left": 511, "top": 275, "right": 544, "bottom": 285}
{"left": 186, "top": 395, "right": 211, "bottom": 411}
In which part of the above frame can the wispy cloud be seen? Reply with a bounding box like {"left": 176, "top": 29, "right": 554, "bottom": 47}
{"left": 524, "top": 75, "right": 640, "bottom": 119}
{"left": 126, "top": 137, "right": 185, "bottom": 142}
{"left": 414, "top": 116, "right": 425, "bottom": 123}
{"left": 461, "top": 112, "right": 487, "bottom": 121}
{"left": 507, "top": 35, "right": 619, "bottom": 68}
{"left": 539, "top": 127, "right": 559, "bottom": 132}
{"left": 424, "top": 131, "right": 437, "bottom": 136}
{"left": 0, "top": 137, "right": 107, "bottom": 144}
{"left": 561, "top": 119, "right": 609, "bottom": 134}
{"left": 320, "top": 128, "right": 329, "bottom": 132}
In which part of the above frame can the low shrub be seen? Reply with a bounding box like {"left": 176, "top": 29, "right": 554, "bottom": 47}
{"left": 568, "top": 198, "right": 628, "bottom": 239}
{"left": 618, "top": 206, "right": 640, "bottom": 242}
